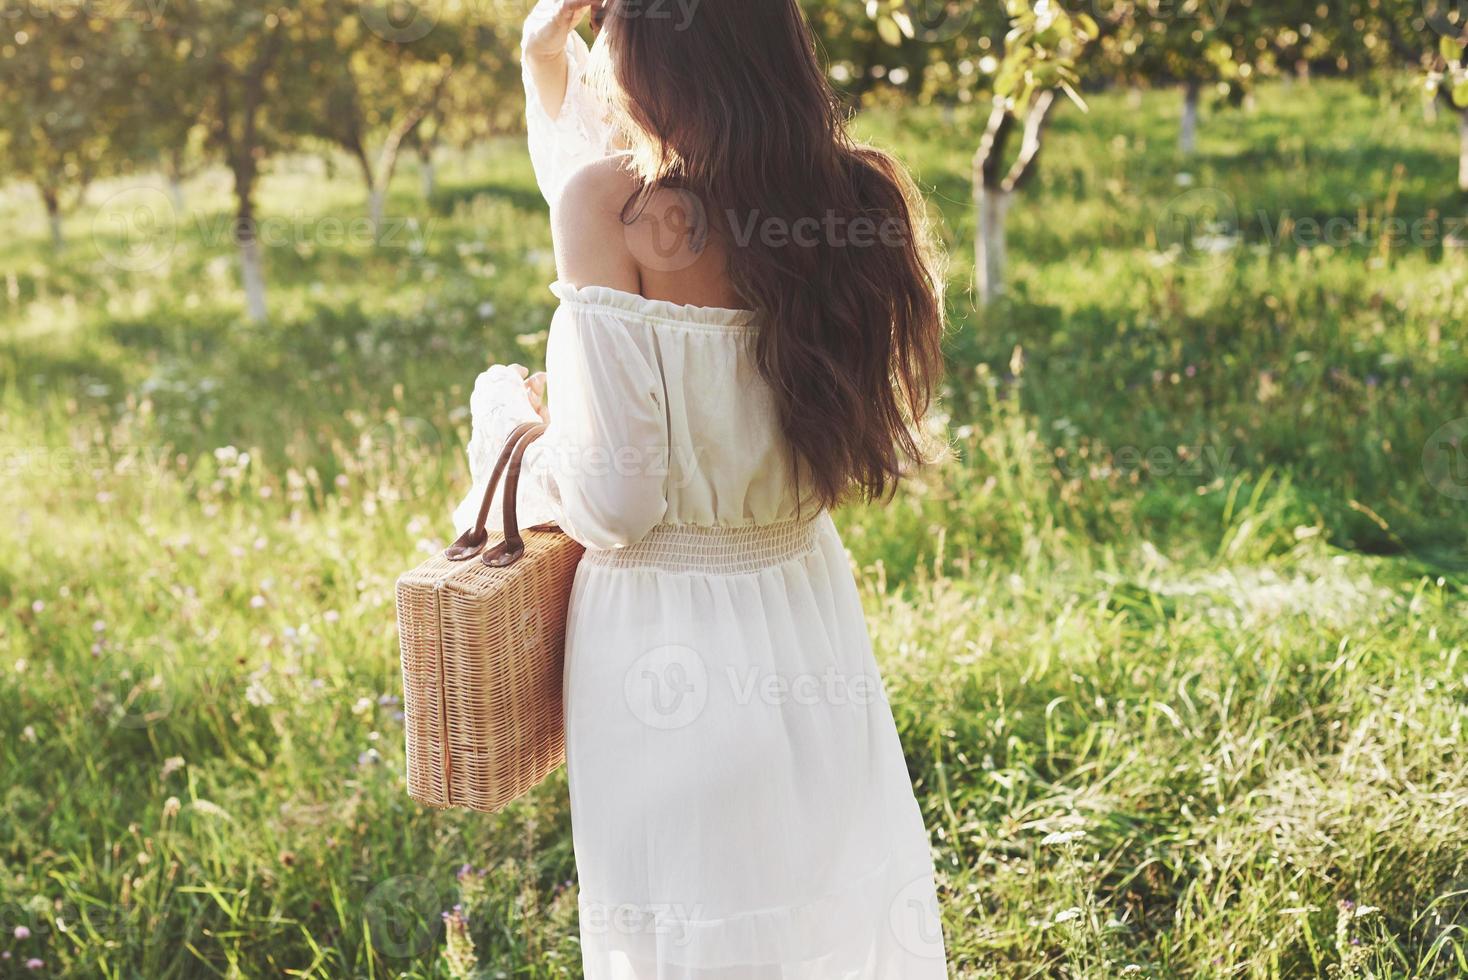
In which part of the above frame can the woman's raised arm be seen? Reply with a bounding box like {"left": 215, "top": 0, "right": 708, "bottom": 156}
{"left": 521, "top": 0, "right": 613, "bottom": 207}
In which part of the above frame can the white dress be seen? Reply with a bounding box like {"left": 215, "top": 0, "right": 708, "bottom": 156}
{"left": 451, "top": 7, "right": 949, "bottom": 975}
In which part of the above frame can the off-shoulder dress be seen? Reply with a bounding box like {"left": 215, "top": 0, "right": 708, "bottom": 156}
{"left": 451, "top": 6, "right": 949, "bottom": 975}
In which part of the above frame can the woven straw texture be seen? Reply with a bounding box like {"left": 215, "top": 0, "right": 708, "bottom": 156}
{"left": 396, "top": 527, "right": 584, "bottom": 813}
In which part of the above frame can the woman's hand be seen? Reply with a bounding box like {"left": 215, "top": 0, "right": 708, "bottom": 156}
{"left": 524, "top": 0, "right": 601, "bottom": 64}
{"left": 525, "top": 372, "right": 550, "bottom": 424}
{"left": 495, "top": 363, "right": 551, "bottom": 424}
{"left": 523, "top": 0, "right": 601, "bottom": 122}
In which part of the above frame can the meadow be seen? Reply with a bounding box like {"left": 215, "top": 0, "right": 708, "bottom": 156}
{"left": 2, "top": 79, "right": 1467, "bottom": 978}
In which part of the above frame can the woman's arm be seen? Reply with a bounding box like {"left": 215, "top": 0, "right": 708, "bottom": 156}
{"left": 522, "top": 0, "right": 612, "bottom": 207}
{"left": 455, "top": 161, "right": 666, "bottom": 550}
{"left": 523, "top": 0, "right": 598, "bottom": 121}
{"left": 527, "top": 159, "right": 663, "bottom": 547}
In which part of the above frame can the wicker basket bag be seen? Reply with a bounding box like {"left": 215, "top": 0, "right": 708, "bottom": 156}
{"left": 396, "top": 420, "right": 584, "bottom": 812}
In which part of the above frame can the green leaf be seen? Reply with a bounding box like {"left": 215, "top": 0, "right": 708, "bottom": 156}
{"left": 1453, "top": 78, "right": 1468, "bottom": 108}
{"left": 1441, "top": 36, "right": 1465, "bottom": 63}
{"left": 875, "top": 15, "right": 903, "bottom": 46}
{"left": 891, "top": 8, "right": 915, "bottom": 39}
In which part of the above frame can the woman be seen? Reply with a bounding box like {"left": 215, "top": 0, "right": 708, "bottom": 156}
{"left": 454, "top": 0, "right": 949, "bottom": 974}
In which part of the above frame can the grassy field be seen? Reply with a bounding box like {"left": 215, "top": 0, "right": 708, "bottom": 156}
{"left": 2, "top": 79, "right": 1467, "bottom": 978}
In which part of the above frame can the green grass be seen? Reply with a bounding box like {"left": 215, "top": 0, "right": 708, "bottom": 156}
{"left": 2, "top": 78, "right": 1467, "bottom": 977}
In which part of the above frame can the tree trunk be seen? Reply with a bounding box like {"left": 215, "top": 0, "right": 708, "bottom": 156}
{"left": 976, "top": 188, "right": 1010, "bottom": 305}
{"left": 350, "top": 143, "right": 380, "bottom": 234}
{"left": 240, "top": 235, "right": 267, "bottom": 324}
{"left": 971, "top": 92, "right": 1054, "bottom": 307}
{"left": 164, "top": 148, "right": 187, "bottom": 212}
{"left": 41, "top": 186, "right": 64, "bottom": 250}
{"left": 1127, "top": 86, "right": 1143, "bottom": 110}
{"left": 233, "top": 176, "right": 267, "bottom": 324}
{"left": 363, "top": 69, "right": 450, "bottom": 235}
{"left": 368, "top": 186, "right": 387, "bottom": 235}
{"left": 1181, "top": 82, "right": 1200, "bottom": 156}
{"left": 1425, "top": 98, "right": 1439, "bottom": 124}
{"left": 418, "top": 142, "right": 436, "bottom": 199}
{"left": 370, "top": 101, "right": 435, "bottom": 238}
{"left": 206, "top": 18, "right": 283, "bottom": 325}
{"left": 1460, "top": 108, "right": 1468, "bottom": 193}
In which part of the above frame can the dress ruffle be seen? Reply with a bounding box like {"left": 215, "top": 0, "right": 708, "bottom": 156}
{"left": 550, "top": 282, "right": 755, "bottom": 330}
{"left": 577, "top": 843, "right": 945, "bottom": 978}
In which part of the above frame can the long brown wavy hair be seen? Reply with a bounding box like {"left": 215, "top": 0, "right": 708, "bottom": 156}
{"left": 594, "top": 0, "right": 944, "bottom": 508}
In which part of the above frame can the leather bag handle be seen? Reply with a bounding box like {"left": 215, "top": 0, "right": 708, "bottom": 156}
{"left": 482, "top": 422, "right": 548, "bottom": 568}
{"left": 444, "top": 420, "right": 541, "bottom": 561}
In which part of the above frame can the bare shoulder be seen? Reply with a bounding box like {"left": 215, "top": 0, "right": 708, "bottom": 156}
{"left": 551, "top": 156, "right": 640, "bottom": 293}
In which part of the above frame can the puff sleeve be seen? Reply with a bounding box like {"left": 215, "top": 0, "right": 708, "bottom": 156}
{"left": 453, "top": 301, "right": 669, "bottom": 551}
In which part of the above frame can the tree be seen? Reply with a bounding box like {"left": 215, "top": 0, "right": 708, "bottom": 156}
{"left": 865, "top": 0, "right": 1096, "bottom": 305}
{"left": 804, "top": 0, "right": 942, "bottom": 103}
{"left": 149, "top": 2, "right": 318, "bottom": 324}
{"left": 865, "top": 0, "right": 1094, "bottom": 304}
{"left": 291, "top": 1, "right": 453, "bottom": 233}
{"left": 1429, "top": 35, "right": 1468, "bottom": 190}
{"left": 409, "top": 28, "right": 525, "bottom": 201}
{"left": 0, "top": 7, "right": 135, "bottom": 248}
{"left": 125, "top": 27, "right": 211, "bottom": 213}
{"left": 972, "top": 1, "right": 1095, "bottom": 303}
{"left": 1323, "top": 0, "right": 1468, "bottom": 192}
{"left": 1091, "top": 0, "right": 1303, "bottom": 156}
{"left": 280, "top": 1, "right": 520, "bottom": 229}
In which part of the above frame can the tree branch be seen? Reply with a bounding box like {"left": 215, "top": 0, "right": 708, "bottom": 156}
{"left": 974, "top": 99, "right": 1015, "bottom": 192}
{"left": 1000, "top": 90, "right": 1056, "bottom": 195}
